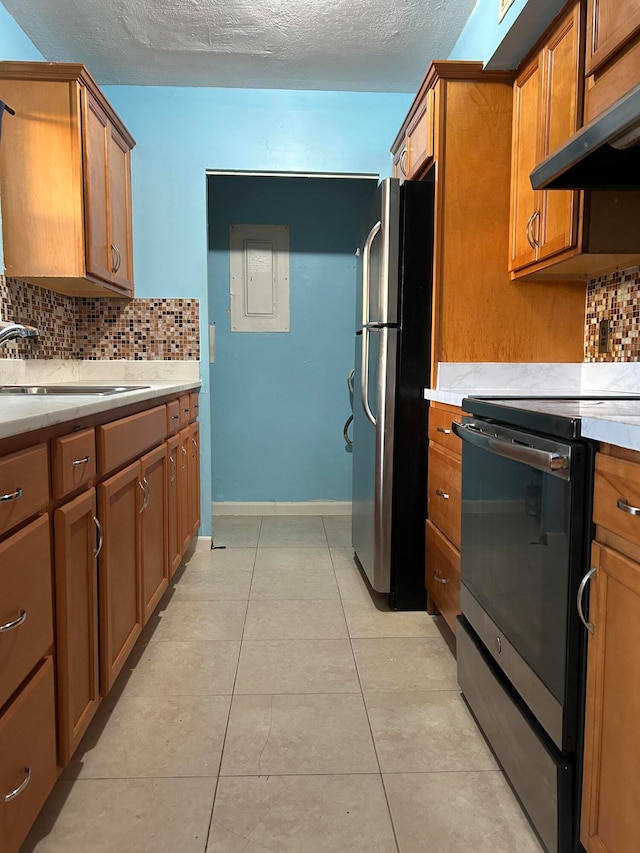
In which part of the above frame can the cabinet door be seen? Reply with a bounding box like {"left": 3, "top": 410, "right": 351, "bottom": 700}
{"left": 406, "top": 89, "right": 435, "bottom": 178}
{"left": 581, "top": 542, "right": 640, "bottom": 852}
{"left": 54, "top": 489, "right": 100, "bottom": 766}
{"left": 167, "top": 435, "right": 181, "bottom": 578}
{"left": 188, "top": 421, "right": 201, "bottom": 538}
{"left": 83, "top": 91, "right": 112, "bottom": 285}
{"left": 108, "top": 125, "right": 134, "bottom": 293}
{"left": 538, "top": 3, "right": 581, "bottom": 262}
{"left": 140, "top": 445, "right": 169, "bottom": 625}
{"left": 509, "top": 55, "right": 541, "bottom": 271}
{"left": 178, "top": 428, "right": 191, "bottom": 556}
{"left": 586, "top": 0, "right": 640, "bottom": 75}
{"left": 97, "top": 461, "right": 142, "bottom": 695}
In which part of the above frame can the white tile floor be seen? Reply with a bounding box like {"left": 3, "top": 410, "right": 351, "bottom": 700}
{"left": 23, "top": 516, "right": 543, "bottom": 852}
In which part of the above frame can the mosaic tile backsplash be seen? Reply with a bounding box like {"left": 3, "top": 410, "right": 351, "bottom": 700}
{"left": 0, "top": 277, "right": 199, "bottom": 360}
{"left": 585, "top": 265, "right": 640, "bottom": 362}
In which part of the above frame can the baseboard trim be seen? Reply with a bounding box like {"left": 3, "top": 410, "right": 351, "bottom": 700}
{"left": 212, "top": 501, "right": 352, "bottom": 516}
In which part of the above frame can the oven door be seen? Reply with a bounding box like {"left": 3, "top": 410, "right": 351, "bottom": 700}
{"left": 454, "top": 418, "right": 587, "bottom": 751}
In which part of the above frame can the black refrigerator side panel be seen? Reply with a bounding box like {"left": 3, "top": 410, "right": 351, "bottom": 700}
{"left": 389, "top": 177, "right": 435, "bottom": 610}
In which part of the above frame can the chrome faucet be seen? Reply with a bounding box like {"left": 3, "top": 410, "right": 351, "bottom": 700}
{"left": 0, "top": 321, "right": 40, "bottom": 345}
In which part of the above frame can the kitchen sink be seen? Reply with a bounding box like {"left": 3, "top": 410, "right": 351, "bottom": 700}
{"left": 0, "top": 384, "right": 151, "bottom": 395}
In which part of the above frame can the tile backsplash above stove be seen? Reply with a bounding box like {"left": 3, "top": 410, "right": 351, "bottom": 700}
{"left": 0, "top": 276, "right": 199, "bottom": 361}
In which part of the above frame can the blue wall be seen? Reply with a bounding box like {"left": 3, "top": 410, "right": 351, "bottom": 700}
{"left": 0, "top": 3, "right": 43, "bottom": 60}
{"left": 449, "top": 0, "right": 567, "bottom": 68}
{"left": 208, "top": 175, "right": 376, "bottom": 503}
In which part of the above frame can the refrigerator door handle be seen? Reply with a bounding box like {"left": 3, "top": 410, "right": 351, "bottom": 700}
{"left": 360, "top": 326, "right": 376, "bottom": 426}
{"left": 361, "top": 220, "right": 381, "bottom": 329}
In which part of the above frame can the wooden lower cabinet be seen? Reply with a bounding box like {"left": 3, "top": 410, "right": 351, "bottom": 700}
{"left": 188, "top": 421, "right": 201, "bottom": 538}
{"left": 0, "top": 657, "right": 57, "bottom": 853}
{"left": 167, "top": 434, "right": 181, "bottom": 579}
{"left": 425, "top": 520, "right": 460, "bottom": 635}
{"left": 97, "top": 460, "right": 142, "bottom": 695}
{"left": 580, "top": 540, "right": 640, "bottom": 852}
{"left": 54, "top": 488, "right": 100, "bottom": 766}
{"left": 140, "top": 444, "right": 169, "bottom": 625}
{"left": 178, "top": 427, "right": 192, "bottom": 554}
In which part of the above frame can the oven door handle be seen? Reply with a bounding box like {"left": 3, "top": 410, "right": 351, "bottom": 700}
{"left": 452, "top": 421, "right": 571, "bottom": 478}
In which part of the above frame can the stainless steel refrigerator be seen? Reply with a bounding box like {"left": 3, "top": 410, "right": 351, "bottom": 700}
{"left": 352, "top": 176, "right": 434, "bottom": 610}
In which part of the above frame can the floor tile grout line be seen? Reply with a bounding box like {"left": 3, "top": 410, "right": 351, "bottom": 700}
{"left": 328, "top": 540, "right": 402, "bottom": 853}
{"left": 203, "top": 518, "right": 261, "bottom": 853}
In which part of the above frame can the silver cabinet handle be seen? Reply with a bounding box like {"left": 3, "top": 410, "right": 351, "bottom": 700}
{"left": 343, "top": 414, "right": 353, "bottom": 448}
{"left": 399, "top": 147, "right": 407, "bottom": 176}
{"left": 171, "top": 415, "right": 180, "bottom": 421}
{"left": 532, "top": 209, "right": 541, "bottom": 248}
{"left": 192, "top": 438, "right": 197, "bottom": 459}
{"left": 525, "top": 211, "right": 536, "bottom": 249}
{"left": 93, "top": 515, "right": 103, "bottom": 558}
{"left": 617, "top": 498, "right": 640, "bottom": 516}
{"left": 183, "top": 408, "right": 190, "bottom": 414}
{"left": 0, "top": 487, "right": 22, "bottom": 502}
{"left": 4, "top": 767, "right": 31, "bottom": 803}
{"left": 433, "top": 572, "right": 447, "bottom": 584}
{"left": 436, "top": 426, "right": 451, "bottom": 435}
{"left": 110, "top": 244, "right": 121, "bottom": 273}
{"left": 577, "top": 566, "right": 596, "bottom": 633}
{"left": 435, "top": 489, "right": 450, "bottom": 499}
{"left": 169, "top": 454, "right": 176, "bottom": 483}
{"left": 72, "top": 455, "right": 91, "bottom": 466}
{"left": 181, "top": 445, "right": 188, "bottom": 469}
{"left": 143, "top": 477, "right": 150, "bottom": 511}
{"left": 0, "top": 609, "right": 27, "bottom": 632}
{"left": 138, "top": 479, "right": 146, "bottom": 513}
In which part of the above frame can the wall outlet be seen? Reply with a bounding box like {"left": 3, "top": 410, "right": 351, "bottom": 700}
{"left": 598, "top": 319, "right": 611, "bottom": 354}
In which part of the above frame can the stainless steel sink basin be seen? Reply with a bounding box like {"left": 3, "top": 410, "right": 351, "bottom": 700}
{"left": 0, "top": 385, "right": 151, "bottom": 395}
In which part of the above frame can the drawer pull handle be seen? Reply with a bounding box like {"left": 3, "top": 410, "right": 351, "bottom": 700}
{"left": 435, "top": 489, "right": 450, "bottom": 500}
{"left": 183, "top": 408, "right": 190, "bottom": 414}
{"left": 433, "top": 572, "right": 447, "bottom": 584}
{"left": 4, "top": 767, "right": 31, "bottom": 803}
{"left": 0, "top": 609, "right": 27, "bottom": 632}
{"left": 0, "top": 487, "right": 22, "bottom": 503}
{"left": 436, "top": 427, "right": 451, "bottom": 435}
{"left": 72, "top": 455, "right": 91, "bottom": 466}
{"left": 171, "top": 415, "right": 180, "bottom": 421}
{"left": 577, "top": 566, "right": 596, "bottom": 633}
{"left": 616, "top": 498, "right": 640, "bottom": 516}
{"left": 93, "top": 516, "right": 103, "bottom": 559}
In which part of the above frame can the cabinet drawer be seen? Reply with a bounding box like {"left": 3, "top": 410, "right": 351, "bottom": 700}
{"left": 167, "top": 400, "right": 180, "bottom": 434}
{"left": 178, "top": 394, "right": 191, "bottom": 428}
{"left": 0, "top": 444, "right": 49, "bottom": 538}
{"left": 425, "top": 519, "right": 460, "bottom": 635}
{"left": 51, "top": 428, "right": 96, "bottom": 499}
{"left": 189, "top": 392, "right": 200, "bottom": 422}
{"left": 97, "top": 405, "right": 167, "bottom": 474}
{"left": 0, "top": 657, "right": 57, "bottom": 853}
{"left": 428, "top": 404, "right": 462, "bottom": 456}
{"left": 0, "top": 515, "right": 53, "bottom": 711}
{"left": 594, "top": 452, "right": 640, "bottom": 546}
{"left": 427, "top": 445, "right": 461, "bottom": 549}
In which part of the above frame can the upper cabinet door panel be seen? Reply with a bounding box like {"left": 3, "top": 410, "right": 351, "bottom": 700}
{"left": 586, "top": 0, "right": 640, "bottom": 75}
{"left": 538, "top": 2, "right": 582, "bottom": 261}
{"left": 108, "top": 127, "right": 134, "bottom": 293}
{"left": 83, "top": 91, "right": 112, "bottom": 285}
{"left": 510, "top": 56, "right": 541, "bottom": 271}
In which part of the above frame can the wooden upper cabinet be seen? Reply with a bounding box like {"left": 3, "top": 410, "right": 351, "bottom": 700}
{"left": 586, "top": 0, "right": 640, "bottom": 75}
{"left": 510, "top": 56, "right": 541, "bottom": 271}
{"left": 0, "top": 61, "right": 135, "bottom": 298}
{"left": 509, "top": 2, "right": 581, "bottom": 275}
{"left": 391, "top": 78, "right": 437, "bottom": 181}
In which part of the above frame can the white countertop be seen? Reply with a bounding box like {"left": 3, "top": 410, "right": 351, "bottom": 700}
{"left": 0, "top": 380, "right": 201, "bottom": 441}
{"left": 424, "top": 363, "right": 640, "bottom": 453}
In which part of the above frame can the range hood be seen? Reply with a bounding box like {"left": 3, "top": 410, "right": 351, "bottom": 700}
{"left": 531, "top": 84, "right": 640, "bottom": 190}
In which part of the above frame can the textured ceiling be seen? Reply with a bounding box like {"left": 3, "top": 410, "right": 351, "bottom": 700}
{"left": 1, "top": 0, "right": 477, "bottom": 92}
